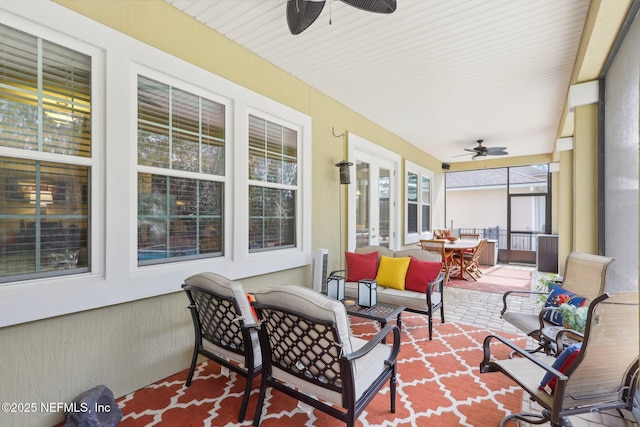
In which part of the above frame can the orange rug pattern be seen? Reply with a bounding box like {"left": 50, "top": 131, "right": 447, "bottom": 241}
{"left": 112, "top": 314, "right": 526, "bottom": 426}
{"left": 447, "top": 265, "right": 533, "bottom": 293}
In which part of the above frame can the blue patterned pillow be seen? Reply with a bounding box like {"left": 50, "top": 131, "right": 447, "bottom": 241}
{"left": 542, "top": 284, "right": 586, "bottom": 326}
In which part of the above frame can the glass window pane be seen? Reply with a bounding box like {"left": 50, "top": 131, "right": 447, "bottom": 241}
{"left": 137, "top": 75, "right": 225, "bottom": 175}
{"left": 356, "top": 161, "right": 370, "bottom": 247}
{"left": 421, "top": 176, "right": 430, "bottom": 202}
{"left": 407, "top": 204, "right": 418, "bottom": 234}
{"left": 0, "top": 157, "right": 89, "bottom": 281}
{"left": 407, "top": 172, "right": 418, "bottom": 202}
{"left": 138, "top": 123, "right": 170, "bottom": 168}
{"left": 249, "top": 186, "right": 295, "bottom": 251}
{"left": 421, "top": 205, "right": 430, "bottom": 232}
{"left": 137, "top": 173, "right": 223, "bottom": 262}
{"left": 248, "top": 114, "right": 297, "bottom": 185}
{"left": 0, "top": 23, "right": 91, "bottom": 157}
{"left": 508, "top": 165, "right": 549, "bottom": 194}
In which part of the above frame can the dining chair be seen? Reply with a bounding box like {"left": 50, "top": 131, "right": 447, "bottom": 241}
{"left": 452, "top": 238, "right": 486, "bottom": 281}
{"left": 182, "top": 272, "right": 262, "bottom": 423}
{"left": 459, "top": 233, "right": 480, "bottom": 240}
{"left": 420, "top": 239, "right": 453, "bottom": 284}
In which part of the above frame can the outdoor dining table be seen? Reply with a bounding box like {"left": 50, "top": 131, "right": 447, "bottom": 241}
{"left": 443, "top": 239, "right": 481, "bottom": 280}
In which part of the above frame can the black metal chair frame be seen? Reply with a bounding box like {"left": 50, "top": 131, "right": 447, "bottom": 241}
{"left": 331, "top": 268, "right": 445, "bottom": 341}
{"left": 182, "top": 284, "right": 261, "bottom": 423}
{"left": 252, "top": 301, "right": 400, "bottom": 427}
{"left": 404, "top": 272, "right": 445, "bottom": 341}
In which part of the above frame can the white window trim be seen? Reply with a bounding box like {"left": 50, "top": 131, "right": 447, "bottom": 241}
{"left": 0, "top": 1, "right": 311, "bottom": 328}
{"left": 404, "top": 160, "right": 434, "bottom": 245}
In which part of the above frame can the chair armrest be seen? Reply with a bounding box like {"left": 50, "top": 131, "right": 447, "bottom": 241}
{"left": 346, "top": 323, "right": 400, "bottom": 366}
{"left": 501, "top": 290, "right": 548, "bottom": 316}
{"left": 426, "top": 273, "right": 445, "bottom": 295}
{"left": 479, "top": 334, "right": 568, "bottom": 382}
{"left": 425, "top": 273, "right": 445, "bottom": 307}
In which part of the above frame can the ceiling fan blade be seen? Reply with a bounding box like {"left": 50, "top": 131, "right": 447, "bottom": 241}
{"left": 487, "top": 151, "right": 509, "bottom": 156}
{"left": 340, "top": 0, "right": 397, "bottom": 13}
{"left": 486, "top": 146, "right": 507, "bottom": 153}
{"left": 463, "top": 148, "right": 477, "bottom": 153}
{"left": 287, "top": 0, "right": 326, "bottom": 35}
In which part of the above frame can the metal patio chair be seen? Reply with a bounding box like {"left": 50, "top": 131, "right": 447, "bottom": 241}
{"left": 182, "top": 272, "right": 261, "bottom": 422}
{"left": 480, "top": 291, "right": 639, "bottom": 427}
{"left": 251, "top": 285, "right": 400, "bottom": 427}
{"left": 500, "top": 251, "right": 614, "bottom": 355}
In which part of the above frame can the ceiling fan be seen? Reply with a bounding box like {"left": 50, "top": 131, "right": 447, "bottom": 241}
{"left": 463, "top": 139, "right": 509, "bottom": 160}
{"left": 287, "top": 0, "right": 397, "bottom": 35}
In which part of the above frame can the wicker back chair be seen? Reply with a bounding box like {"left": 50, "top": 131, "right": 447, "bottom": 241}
{"left": 500, "top": 252, "right": 614, "bottom": 354}
{"left": 252, "top": 285, "right": 400, "bottom": 427}
{"left": 182, "top": 273, "right": 261, "bottom": 422}
{"left": 481, "top": 291, "right": 639, "bottom": 426}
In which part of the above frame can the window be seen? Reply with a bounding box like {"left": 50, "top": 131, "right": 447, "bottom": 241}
{"left": 137, "top": 75, "right": 225, "bottom": 265}
{"left": 0, "top": 23, "right": 91, "bottom": 283}
{"left": 421, "top": 175, "right": 431, "bottom": 233}
{"left": 248, "top": 115, "right": 298, "bottom": 251}
{"left": 0, "top": 4, "right": 312, "bottom": 327}
{"left": 404, "top": 160, "right": 433, "bottom": 244}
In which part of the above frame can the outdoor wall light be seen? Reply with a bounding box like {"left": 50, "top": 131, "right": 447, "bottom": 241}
{"left": 335, "top": 160, "right": 353, "bottom": 184}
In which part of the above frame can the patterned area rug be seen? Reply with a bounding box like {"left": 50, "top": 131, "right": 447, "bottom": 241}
{"left": 110, "top": 314, "right": 526, "bottom": 427}
{"left": 447, "top": 265, "right": 533, "bottom": 293}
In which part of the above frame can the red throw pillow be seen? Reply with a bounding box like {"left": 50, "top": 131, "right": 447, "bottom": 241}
{"left": 405, "top": 257, "right": 442, "bottom": 293}
{"left": 345, "top": 251, "right": 379, "bottom": 282}
{"left": 539, "top": 343, "right": 581, "bottom": 394}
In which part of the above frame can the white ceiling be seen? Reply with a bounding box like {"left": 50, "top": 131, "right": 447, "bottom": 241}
{"left": 166, "top": 0, "right": 591, "bottom": 163}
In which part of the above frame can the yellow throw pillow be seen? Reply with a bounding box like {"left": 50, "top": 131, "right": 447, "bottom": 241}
{"left": 375, "top": 256, "right": 411, "bottom": 290}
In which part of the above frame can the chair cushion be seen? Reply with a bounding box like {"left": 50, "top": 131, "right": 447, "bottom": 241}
{"left": 253, "top": 285, "right": 353, "bottom": 355}
{"left": 351, "top": 336, "right": 393, "bottom": 399}
{"left": 405, "top": 257, "right": 442, "bottom": 293}
{"left": 184, "top": 272, "right": 257, "bottom": 323}
{"left": 355, "top": 245, "right": 395, "bottom": 259}
{"left": 345, "top": 251, "right": 379, "bottom": 282}
{"left": 375, "top": 256, "right": 410, "bottom": 290}
{"left": 542, "top": 284, "right": 586, "bottom": 326}
{"left": 539, "top": 343, "right": 582, "bottom": 394}
{"left": 395, "top": 248, "right": 441, "bottom": 263}
{"left": 270, "top": 336, "right": 391, "bottom": 407}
